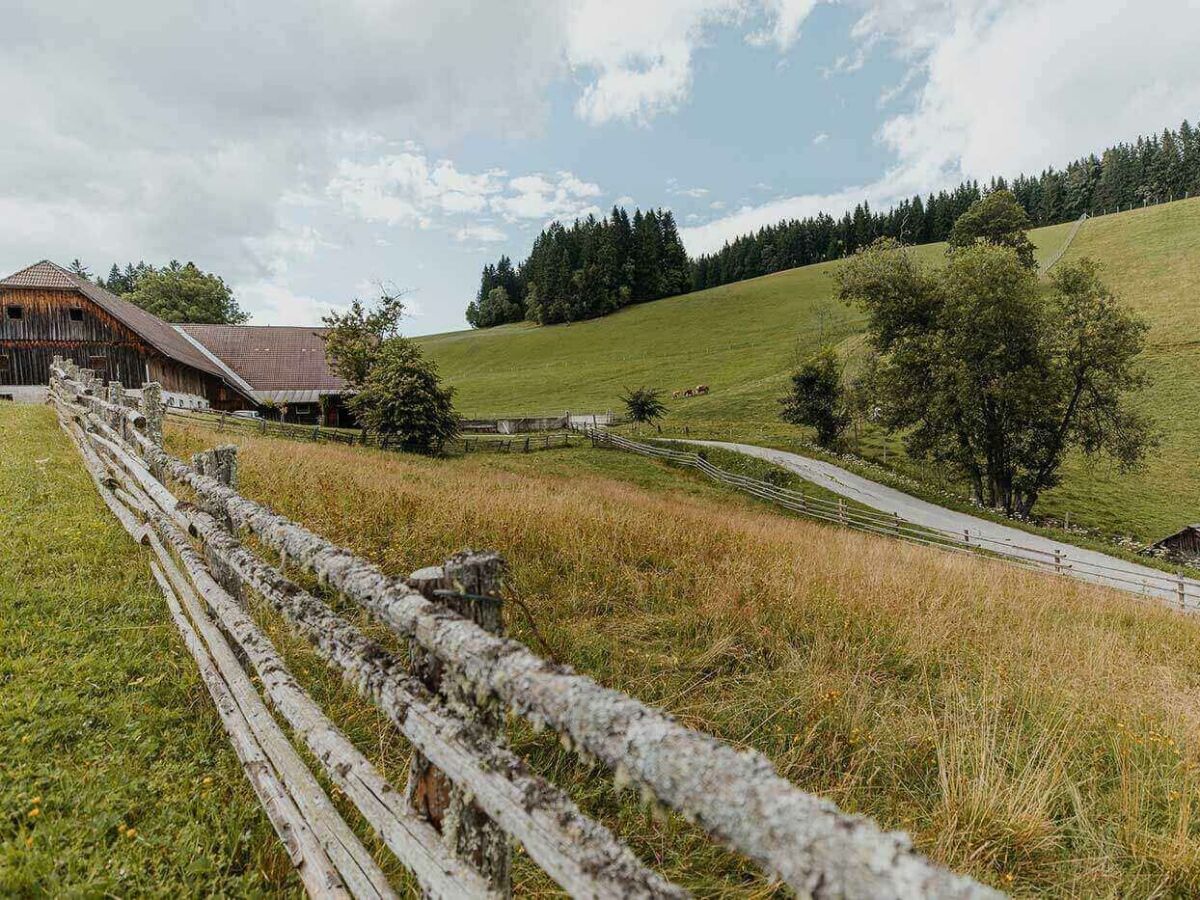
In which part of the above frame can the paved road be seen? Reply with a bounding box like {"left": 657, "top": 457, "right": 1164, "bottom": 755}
{"left": 685, "top": 440, "right": 1198, "bottom": 606}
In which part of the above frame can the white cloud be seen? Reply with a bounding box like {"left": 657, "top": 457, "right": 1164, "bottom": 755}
{"left": 328, "top": 153, "right": 505, "bottom": 226}
{"left": 709, "top": 200, "right": 727, "bottom": 210}
{"left": 329, "top": 150, "right": 602, "bottom": 231}
{"left": 812, "top": 132, "right": 829, "bottom": 145}
{"left": 746, "top": 0, "right": 820, "bottom": 49}
{"left": 565, "top": 0, "right": 824, "bottom": 124}
{"left": 454, "top": 225, "right": 508, "bottom": 243}
{"left": 490, "top": 171, "right": 603, "bottom": 224}
{"left": 236, "top": 280, "right": 347, "bottom": 327}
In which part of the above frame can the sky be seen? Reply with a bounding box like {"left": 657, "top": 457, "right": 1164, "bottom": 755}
{"left": 3, "top": 0, "right": 1199, "bottom": 335}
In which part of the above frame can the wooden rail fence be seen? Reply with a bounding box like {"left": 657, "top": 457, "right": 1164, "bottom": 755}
{"left": 578, "top": 426, "right": 1200, "bottom": 610}
{"left": 47, "top": 358, "right": 1000, "bottom": 899}
{"left": 166, "top": 407, "right": 575, "bottom": 454}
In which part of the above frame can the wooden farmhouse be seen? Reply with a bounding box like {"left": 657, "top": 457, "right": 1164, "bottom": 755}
{"left": 0, "top": 260, "right": 256, "bottom": 409}
{"left": 176, "top": 324, "right": 350, "bottom": 425}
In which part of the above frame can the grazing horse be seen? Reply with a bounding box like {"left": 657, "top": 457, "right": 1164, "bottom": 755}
{"left": 683, "top": 388, "right": 695, "bottom": 398}
{"left": 672, "top": 390, "right": 683, "bottom": 399}
{"left": 695, "top": 384, "right": 710, "bottom": 395}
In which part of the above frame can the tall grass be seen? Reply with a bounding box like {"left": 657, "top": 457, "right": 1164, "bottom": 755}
{"left": 168, "top": 422, "right": 1200, "bottom": 896}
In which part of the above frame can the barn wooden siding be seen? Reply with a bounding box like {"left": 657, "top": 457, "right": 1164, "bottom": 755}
{"left": 0, "top": 287, "right": 242, "bottom": 406}
{"left": 1, "top": 288, "right": 150, "bottom": 386}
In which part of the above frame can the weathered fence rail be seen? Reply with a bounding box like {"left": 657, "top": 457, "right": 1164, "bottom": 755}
{"left": 47, "top": 358, "right": 1001, "bottom": 899}
{"left": 578, "top": 426, "right": 1200, "bottom": 610}
{"left": 166, "top": 408, "right": 575, "bottom": 454}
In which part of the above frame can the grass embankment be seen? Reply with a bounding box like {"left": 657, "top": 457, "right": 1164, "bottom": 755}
{"left": 0, "top": 405, "right": 297, "bottom": 895}
{"left": 167, "top": 420, "right": 1200, "bottom": 896}
{"left": 420, "top": 201, "right": 1200, "bottom": 542}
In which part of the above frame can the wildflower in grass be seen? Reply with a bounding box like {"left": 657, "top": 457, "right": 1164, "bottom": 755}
{"left": 27, "top": 808, "right": 40, "bottom": 818}
{"left": 126, "top": 828, "right": 137, "bottom": 838}
{"left": 202, "top": 776, "right": 213, "bottom": 786}
{"left": 31, "top": 796, "right": 41, "bottom": 804}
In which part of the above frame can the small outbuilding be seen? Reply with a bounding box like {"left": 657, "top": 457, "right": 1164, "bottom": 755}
{"left": 176, "top": 324, "right": 350, "bottom": 425}
{"left": 1146, "top": 525, "right": 1200, "bottom": 565}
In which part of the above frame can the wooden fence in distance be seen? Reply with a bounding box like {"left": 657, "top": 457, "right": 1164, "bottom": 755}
{"left": 166, "top": 408, "right": 574, "bottom": 454}
{"left": 578, "top": 426, "right": 1200, "bottom": 610}
{"left": 47, "top": 358, "right": 1000, "bottom": 899}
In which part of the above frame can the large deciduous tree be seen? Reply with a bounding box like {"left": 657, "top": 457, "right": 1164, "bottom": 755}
{"left": 838, "top": 239, "right": 1155, "bottom": 515}
{"left": 125, "top": 261, "right": 249, "bottom": 324}
{"left": 947, "top": 189, "right": 1038, "bottom": 269}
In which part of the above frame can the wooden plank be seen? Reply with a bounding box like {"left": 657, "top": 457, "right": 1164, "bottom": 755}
{"left": 147, "top": 536, "right": 396, "bottom": 900}
{"left": 138, "top": 501, "right": 494, "bottom": 900}
{"left": 174, "top": 506, "right": 684, "bottom": 899}
{"left": 147, "top": 562, "right": 350, "bottom": 900}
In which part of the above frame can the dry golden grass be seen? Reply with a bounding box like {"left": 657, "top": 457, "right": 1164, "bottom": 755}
{"left": 168, "top": 422, "right": 1200, "bottom": 896}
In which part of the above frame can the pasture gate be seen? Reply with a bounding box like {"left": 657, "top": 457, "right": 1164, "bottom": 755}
{"left": 46, "top": 358, "right": 1000, "bottom": 899}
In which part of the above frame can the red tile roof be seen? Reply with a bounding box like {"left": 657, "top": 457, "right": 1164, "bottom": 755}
{"left": 177, "top": 324, "right": 345, "bottom": 394}
{"left": 0, "top": 260, "right": 246, "bottom": 393}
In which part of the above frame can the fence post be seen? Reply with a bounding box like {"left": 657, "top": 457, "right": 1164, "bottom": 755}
{"left": 406, "top": 552, "right": 511, "bottom": 894}
{"left": 142, "top": 382, "right": 165, "bottom": 447}
{"left": 1054, "top": 549, "right": 1062, "bottom": 574}
{"left": 963, "top": 529, "right": 970, "bottom": 545}
{"left": 1177, "top": 575, "right": 1186, "bottom": 609}
{"left": 838, "top": 498, "right": 846, "bottom": 525}
{"left": 108, "top": 381, "right": 125, "bottom": 436}
{"left": 893, "top": 512, "right": 901, "bottom": 536}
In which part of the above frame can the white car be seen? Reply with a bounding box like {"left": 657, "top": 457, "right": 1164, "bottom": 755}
{"left": 230, "top": 409, "right": 263, "bottom": 421}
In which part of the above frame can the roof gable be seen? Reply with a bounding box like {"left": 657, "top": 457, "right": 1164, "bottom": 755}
{"left": 0, "top": 260, "right": 79, "bottom": 290}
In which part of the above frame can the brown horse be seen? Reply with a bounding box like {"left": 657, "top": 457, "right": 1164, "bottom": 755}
{"left": 695, "top": 384, "right": 710, "bottom": 395}
{"left": 672, "top": 390, "right": 683, "bottom": 399}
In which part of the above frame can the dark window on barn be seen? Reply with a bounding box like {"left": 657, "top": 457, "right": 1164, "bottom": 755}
{"left": 89, "top": 356, "right": 108, "bottom": 377}
{"left": 69, "top": 307, "right": 84, "bottom": 321}
{"left": 5, "top": 305, "right": 23, "bottom": 320}
{"left": 0, "top": 355, "right": 9, "bottom": 372}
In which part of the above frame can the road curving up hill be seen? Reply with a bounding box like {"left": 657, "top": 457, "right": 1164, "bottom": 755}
{"left": 685, "top": 439, "right": 1200, "bottom": 606}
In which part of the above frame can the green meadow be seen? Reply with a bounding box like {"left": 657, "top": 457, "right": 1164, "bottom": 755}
{"left": 421, "top": 201, "right": 1200, "bottom": 542}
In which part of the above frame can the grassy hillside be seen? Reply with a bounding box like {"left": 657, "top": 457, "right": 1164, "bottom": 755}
{"left": 166, "top": 419, "right": 1200, "bottom": 897}
{"left": 420, "top": 221, "right": 1075, "bottom": 421}
{"left": 0, "top": 405, "right": 297, "bottom": 895}
{"left": 420, "top": 202, "right": 1200, "bottom": 540}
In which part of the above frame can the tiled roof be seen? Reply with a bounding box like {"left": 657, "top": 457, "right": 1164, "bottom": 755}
{"left": 0, "top": 259, "right": 253, "bottom": 398}
{"left": 176, "top": 324, "right": 345, "bottom": 394}
{"left": 1, "top": 260, "right": 78, "bottom": 290}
